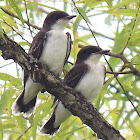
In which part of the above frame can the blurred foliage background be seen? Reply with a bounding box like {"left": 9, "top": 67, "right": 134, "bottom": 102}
{"left": 0, "top": 0, "right": 140, "bottom": 140}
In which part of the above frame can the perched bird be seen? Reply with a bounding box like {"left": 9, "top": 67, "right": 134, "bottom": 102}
{"left": 40, "top": 45, "right": 110, "bottom": 135}
{"left": 12, "top": 11, "right": 76, "bottom": 117}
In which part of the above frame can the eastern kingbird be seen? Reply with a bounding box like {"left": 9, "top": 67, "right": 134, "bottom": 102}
{"left": 40, "top": 45, "right": 110, "bottom": 135}
{"left": 12, "top": 11, "right": 76, "bottom": 117}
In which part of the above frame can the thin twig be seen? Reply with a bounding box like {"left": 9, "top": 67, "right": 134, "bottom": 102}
{"left": 0, "top": 62, "right": 14, "bottom": 68}
{"left": 15, "top": 21, "right": 36, "bottom": 35}
{"left": 106, "top": 70, "right": 134, "bottom": 75}
{"left": 71, "top": 0, "right": 99, "bottom": 47}
{"left": 0, "top": 7, "right": 41, "bottom": 30}
{"left": 107, "top": 52, "right": 140, "bottom": 77}
{"left": 16, "top": 126, "right": 31, "bottom": 140}
{"left": 24, "top": 0, "right": 33, "bottom": 38}
{"left": 3, "top": 21, "right": 30, "bottom": 43}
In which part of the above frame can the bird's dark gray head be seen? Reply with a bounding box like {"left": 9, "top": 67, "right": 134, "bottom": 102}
{"left": 76, "top": 46, "right": 110, "bottom": 64}
{"left": 42, "top": 11, "right": 76, "bottom": 31}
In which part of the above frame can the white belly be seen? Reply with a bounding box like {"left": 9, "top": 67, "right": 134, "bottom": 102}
{"left": 54, "top": 101, "right": 71, "bottom": 128}
{"left": 75, "top": 64, "right": 105, "bottom": 102}
{"left": 39, "top": 30, "right": 67, "bottom": 76}
{"left": 23, "top": 77, "right": 42, "bottom": 104}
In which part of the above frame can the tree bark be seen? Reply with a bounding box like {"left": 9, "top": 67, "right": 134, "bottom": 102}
{"left": 0, "top": 33, "right": 126, "bottom": 140}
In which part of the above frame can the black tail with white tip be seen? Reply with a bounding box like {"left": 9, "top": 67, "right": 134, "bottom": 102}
{"left": 40, "top": 112, "right": 60, "bottom": 135}
{"left": 11, "top": 90, "right": 37, "bottom": 117}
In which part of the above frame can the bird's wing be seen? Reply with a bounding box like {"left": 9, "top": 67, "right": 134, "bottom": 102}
{"left": 23, "top": 31, "right": 47, "bottom": 84}
{"left": 64, "top": 32, "right": 72, "bottom": 64}
{"left": 64, "top": 63, "right": 88, "bottom": 88}
{"left": 28, "top": 31, "right": 47, "bottom": 59}
{"left": 103, "top": 65, "right": 106, "bottom": 84}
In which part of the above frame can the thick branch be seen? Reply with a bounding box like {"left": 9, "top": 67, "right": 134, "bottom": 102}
{"left": 0, "top": 34, "right": 125, "bottom": 140}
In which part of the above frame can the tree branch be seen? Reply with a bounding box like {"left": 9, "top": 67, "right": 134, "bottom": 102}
{"left": 0, "top": 33, "right": 125, "bottom": 140}
{"left": 0, "top": 7, "right": 41, "bottom": 30}
{"left": 23, "top": 0, "right": 33, "bottom": 38}
{"left": 3, "top": 20, "right": 30, "bottom": 43}
{"left": 107, "top": 52, "right": 140, "bottom": 77}
{"left": 106, "top": 70, "right": 134, "bottom": 75}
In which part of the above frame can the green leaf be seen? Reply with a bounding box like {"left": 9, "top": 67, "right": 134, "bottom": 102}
{"left": 73, "top": 15, "right": 82, "bottom": 34}
{"left": 0, "top": 73, "right": 22, "bottom": 89}
{"left": 0, "top": 90, "right": 10, "bottom": 115}
{"left": 95, "top": 77, "right": 113, "bottom": 110}
{"left": 27, "top": 1, "right": 60, "bottom": 11}
{"left": 73, "top": 3, "right": 88, "bottom": 34}
{"left": 0, "top": 20, "right": 6, "bottom": 42}
{"left": 107, "top": 21, "right": 134, "bottom": 70}
{"left": 64, "top": 0, "right": 68, "bottom": 12}
{"left": 7, "top": 0, "right": 24, "bottom": 24}
{"left": 74, "top": 38, "right": 89, "bottom": 45}
{"left": 107, "top": 0, "right": 137, "bottom": 11}
{"left": 0, "top": 14, "right": 18, "bottom": 29}
{"left": 105, "top": 0, "right": 112, "bottom": 7}
{"left": 84, "top": 0, "right": 103, "bottom": 9}
{"left": 15, "top": 116, "right": 28, "bottom": 133}
{"left": 107, "top": 9, "right": 140, "bottom": 16}
{"left": 2, "top": 123, "right": 15, "bottom": 129}
{"left": 0, "top": 130, "right": 23, "bottom": 135}
{"left": 19, "top": 41, "right": 30, "bottom": 46}
{"left": 78, "top": 7, "right": 91, "bottom": 24}
{"left": 131, "top": 54, "right": 140, "bottom": 64}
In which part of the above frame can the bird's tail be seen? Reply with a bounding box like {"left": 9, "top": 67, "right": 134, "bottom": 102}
{"left": 11, "top": 90, "right": 37, "bottom": 118}
{"left": 40, "top": 112, "right": 60, "bottom": 135}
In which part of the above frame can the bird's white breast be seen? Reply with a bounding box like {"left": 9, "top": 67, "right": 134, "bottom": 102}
{"left": 75, "top": 63, "right": 105, "bottom": 102}
{"left": 39, "top": 30, "right": 67, "bottom": 76}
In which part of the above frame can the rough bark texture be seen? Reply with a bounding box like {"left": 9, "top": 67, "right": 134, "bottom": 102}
{"left": 0, "top": 33, "right": 126, "bottom": 140}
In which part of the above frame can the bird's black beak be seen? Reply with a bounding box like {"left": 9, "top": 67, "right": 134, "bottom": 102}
{"left": 98, "top": 50, "right": 110, "bottom": 54}
{"left": 64, "top": 15, "right": 76, "bottom": 20}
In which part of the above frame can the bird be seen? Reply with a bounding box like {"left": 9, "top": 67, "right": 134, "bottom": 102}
{"left": 11, "top": 11, "right": 76, "bottom": 117}
{"left": 40, "top": 45, "right": 110, "bottom": 135}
